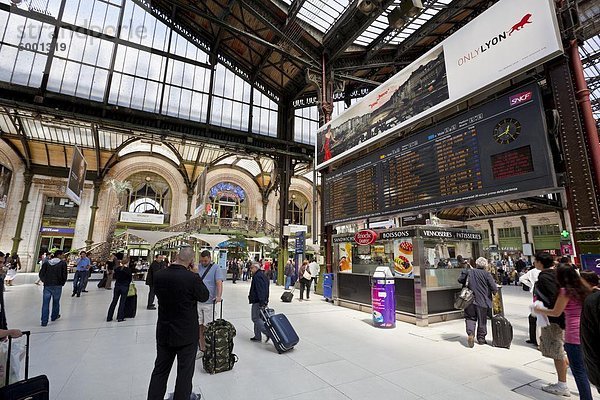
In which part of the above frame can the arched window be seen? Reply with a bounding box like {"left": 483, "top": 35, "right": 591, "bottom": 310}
{"left": 125, "top": 173, "right": 171, "bottom": 216}
{"left": 287, "top": 192, "right": 310, "bottom": 227}
{"left": 208, "top": 182, "right": 248, "bottom": 219}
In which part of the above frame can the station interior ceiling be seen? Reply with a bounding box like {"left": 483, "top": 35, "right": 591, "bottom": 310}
{"left": 0, "top": 0, "right": 598, "bottom": 223}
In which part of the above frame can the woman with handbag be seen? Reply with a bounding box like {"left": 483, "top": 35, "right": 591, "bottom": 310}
{"left": 298, "top": 260, "right": 312, "bottom": 301}
{"left": 458, "top": 257, "right": 498, "bottom": 348}
{"left": 535, "top": 264, "right": 593, "bottom": 399}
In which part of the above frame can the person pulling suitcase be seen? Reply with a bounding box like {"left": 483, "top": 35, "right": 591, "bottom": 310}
{"left": 457, "top": 257, "right": 498, "bottom": 348}
{"left": 248, "top": 262, "right": 270, "bottom": 342}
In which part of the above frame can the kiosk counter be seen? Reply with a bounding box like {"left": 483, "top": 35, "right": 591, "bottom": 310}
{"left": 333, "top": 226, "right": 483, "bottom": 326}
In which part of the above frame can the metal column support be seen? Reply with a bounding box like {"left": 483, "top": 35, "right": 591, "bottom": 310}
{"left": 277, "top": 102, "right": 295, "bottom": 286}
{"left": 547, "top": 59, "right": 600, "bottom": 251}
{"left": 11, "top": 171, "right": 33, "bottom": 255}
{"left": 488, "top": 219, "right": 496, "bottom": 245}
{"left": 520, "top": 216, "right": 531, "bottom": 263}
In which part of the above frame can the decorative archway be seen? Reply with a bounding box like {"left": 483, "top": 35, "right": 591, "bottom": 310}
{"left": 207, "top": 182, "right": 248, "bottom": 219}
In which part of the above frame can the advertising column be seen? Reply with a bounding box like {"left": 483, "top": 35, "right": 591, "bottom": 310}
{"left": 295, "top": 231, "right": 306, "bottom": 276}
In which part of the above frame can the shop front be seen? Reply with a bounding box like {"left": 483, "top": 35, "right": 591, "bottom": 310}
{"left": 333, "top": 226, "right": 482, "bottom": 326}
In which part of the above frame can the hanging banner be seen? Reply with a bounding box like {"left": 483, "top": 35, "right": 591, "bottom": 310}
{"left": 316, "top": 0, "right": 562, "bottom": 170}
{"left": 194, "top": 168, "right": 208, "bottom": 216}
{"left": 66, "top": 146, "right": 87, "bottom": 206}
{"left": 0, "top": 164, "right": 12, "bottom": 209}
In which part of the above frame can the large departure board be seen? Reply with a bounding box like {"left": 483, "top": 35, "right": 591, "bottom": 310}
{"left": 323, "top": 84, "right": 556, "bottom": 225}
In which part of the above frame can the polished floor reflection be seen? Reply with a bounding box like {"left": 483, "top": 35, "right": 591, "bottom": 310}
{"left": 4, "top": 274, "right": 599, "bottom": 400}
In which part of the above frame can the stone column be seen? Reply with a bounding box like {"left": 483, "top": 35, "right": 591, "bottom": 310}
{"left": 185, "top": 187, "right": 194, "bottom": 221}
{"left": 85, "top": 179, "right": 102, "bottom": 247}
{"left": 11, "top": 170, "right": 33, "bottom": 255}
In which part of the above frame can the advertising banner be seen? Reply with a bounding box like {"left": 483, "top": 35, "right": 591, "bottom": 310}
{"left": 66, "top": 146, "right": 87, "bottom": 205}
{"left": 316, "top": 0, "right": 562, "bottom": 170}
{"left": 372, "top": 278, "right": 396, "bottom": 328}
{"left": 338, "top": 242, "right": 353, "bottom": 273}
{"left": 581, "top": 254, "right": 600, "bottom": 275}
{"left": 120, "top": 212, "right": 165, "bottom": 225}
{"left": 0, "top": 164, "right": 12, "bottom": 209}
{"left": 393, "top": 238, "right": 414, "bottom": 277}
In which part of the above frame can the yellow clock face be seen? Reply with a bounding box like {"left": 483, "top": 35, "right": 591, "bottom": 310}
{"left": 493, "top": 118, "right": 521, "bottom": 144}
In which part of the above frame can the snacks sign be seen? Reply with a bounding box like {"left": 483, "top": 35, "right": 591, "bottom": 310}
{"left": 354, "top": 230, "right": 378, "bottom": 245}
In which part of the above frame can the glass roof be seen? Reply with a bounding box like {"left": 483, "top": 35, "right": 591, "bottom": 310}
{"left": 215, "top": 155, "right": 275, "bottom": 177}
{"left": 580, "top": 35, "right": 600, "bottom": 120}
{"left": 279, "top": 0, "right": 352, "bottom": 34}
{"left": 354, "top": 0, "right": 453, "bottom": 47}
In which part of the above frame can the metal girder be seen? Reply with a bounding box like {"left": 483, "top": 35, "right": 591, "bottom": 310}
{"left": 287, "top": 0, "right": 307, "bottom": 23}
{"left": 134, "top": 0, "right": 283, "bottom": 100}
{"left": 240, "top": 0, "right": 321, "bottom": 65}
{"left": 393, "top": 0, "right": 492, "bottom": 62}
{"left": 5, "top": 110, "right": 32, "bottom": 169}
{"left": 91, "top": 124, "right": 102, "bottom": 173}
{"left": 173, "top": 2, "right": 314, "bottom": 67}
{"left": 211, "top": 0, "right": 239, "bottom": 58}
{"left": 324, "top": 0, "right": 396, "bottom": 63}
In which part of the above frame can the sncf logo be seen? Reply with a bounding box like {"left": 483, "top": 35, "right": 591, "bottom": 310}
{"left": 510, "top": 91, "right": 532, "bottom": 107}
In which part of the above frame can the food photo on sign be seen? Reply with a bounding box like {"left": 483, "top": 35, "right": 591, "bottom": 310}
{"left": 393, "top": 239, "right": 414, "bottom": 277}
{"left": 338, "top": 242, "right": 353, "bottom": 273}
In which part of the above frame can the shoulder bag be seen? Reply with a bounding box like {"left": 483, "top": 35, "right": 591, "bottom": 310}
{"left": 454, "top": 273, "right": 474, "bottom": 310}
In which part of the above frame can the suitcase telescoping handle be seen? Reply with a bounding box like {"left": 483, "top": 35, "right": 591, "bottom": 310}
{"left": 6, "top": 330, "right": 31, "bottom": 386}
{"left": 212, "top": 299, "right": 223, "bottom": 321}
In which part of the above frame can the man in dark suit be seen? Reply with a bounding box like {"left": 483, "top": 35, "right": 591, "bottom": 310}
{"left": 147, "top": 247, "right": 209, "bottom": 400}
{"left": 249, "top": 262, "right": 270, "bottom": 342}
{"left": 145, "top": 254, "right": 165, "bottom": 310}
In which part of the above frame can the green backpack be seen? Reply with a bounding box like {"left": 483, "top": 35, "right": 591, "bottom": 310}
{"left": 203, "top": 302, "right": 238, "bottom": 374}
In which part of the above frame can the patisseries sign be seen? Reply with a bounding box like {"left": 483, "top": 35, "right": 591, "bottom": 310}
{"left": 316, "top": 0, "right": 562, "bottom": 170}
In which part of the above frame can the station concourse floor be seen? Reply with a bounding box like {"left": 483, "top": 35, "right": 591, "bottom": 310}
{"left": 4, "top": 274, "right": 599, "bottom": 400}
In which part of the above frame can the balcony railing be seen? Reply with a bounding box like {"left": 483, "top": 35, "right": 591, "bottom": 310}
{"left": 163, "top": 216, "right": 278, "bottom": 236}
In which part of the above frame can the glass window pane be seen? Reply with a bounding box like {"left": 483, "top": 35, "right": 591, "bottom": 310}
{"left": 90, "top": 68, "right": 108, "bottom": 101}
{"left": 0, "top": 45, "right": 17, "bottom": 83}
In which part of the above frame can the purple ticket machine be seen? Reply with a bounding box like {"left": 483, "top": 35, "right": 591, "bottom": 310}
{"left": 372, "top": 267, "right": 396, "bottom": 328}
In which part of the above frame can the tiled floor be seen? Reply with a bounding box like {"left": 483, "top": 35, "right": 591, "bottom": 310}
{"left": 3, "top": 274, "right": 600, "bottom": 400}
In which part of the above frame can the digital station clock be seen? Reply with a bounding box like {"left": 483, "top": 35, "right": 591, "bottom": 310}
{"left": 493, "top": 118, "right": 522, "bottom": 144}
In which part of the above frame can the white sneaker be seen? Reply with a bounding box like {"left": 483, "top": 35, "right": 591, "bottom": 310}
{"left": 542, "top": 383, "right": 570, "bottom": 397}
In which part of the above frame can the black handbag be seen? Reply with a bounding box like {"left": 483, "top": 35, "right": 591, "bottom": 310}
{"left": 454, "top": 274, "right": 475, "bottom": 309}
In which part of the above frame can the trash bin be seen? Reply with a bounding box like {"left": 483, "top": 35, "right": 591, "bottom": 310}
{"left": 371, "top": 266, "right": 396, "bottom": 328}
{"left": 323, "top": 273, "right": 333, "bottom": 302}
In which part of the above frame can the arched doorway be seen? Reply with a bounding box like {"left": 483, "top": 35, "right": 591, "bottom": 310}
{"left": 208, "top": 182, "right": 248, "bottom": 219}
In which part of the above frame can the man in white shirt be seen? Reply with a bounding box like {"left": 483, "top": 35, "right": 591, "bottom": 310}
{"left": 519, "top": 266, "right": 541, "bottom": 345}
{"left": 308, "top": 258, "right": 320, "bottom": 295}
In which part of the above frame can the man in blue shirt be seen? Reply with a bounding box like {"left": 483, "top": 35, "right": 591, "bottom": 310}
{"left": 196, "top": 250, "right": 226, "bottom": 359}
{"left": 72, "top": 251, "right": 91, "bottom": 297}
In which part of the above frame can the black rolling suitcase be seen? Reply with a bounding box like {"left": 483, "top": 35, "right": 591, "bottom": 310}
{"left": 260, "top": 308, "right": 299, "bottom": 354}
{"left": 124, "top": 294, "right": 137, "bottom": 318}
{"left": 0, "top": 331, "right": 49, "bottom": 400}
{"left": 281, "top": 287, "right": 294, "bottom": 303}
{"left": 491, "top": 314, "right": 513, "bottom": 349}
{"left": 97, "top": 271, "right": 107, "bottom": 288}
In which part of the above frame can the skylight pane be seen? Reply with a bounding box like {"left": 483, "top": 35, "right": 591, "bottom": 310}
{"left": 353, "top": 0, "right": 450, "bottom": 47}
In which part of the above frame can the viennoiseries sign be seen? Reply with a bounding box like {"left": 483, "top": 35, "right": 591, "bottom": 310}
{"left": 315, "top": 0, "right": 562, "bottom": 170}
